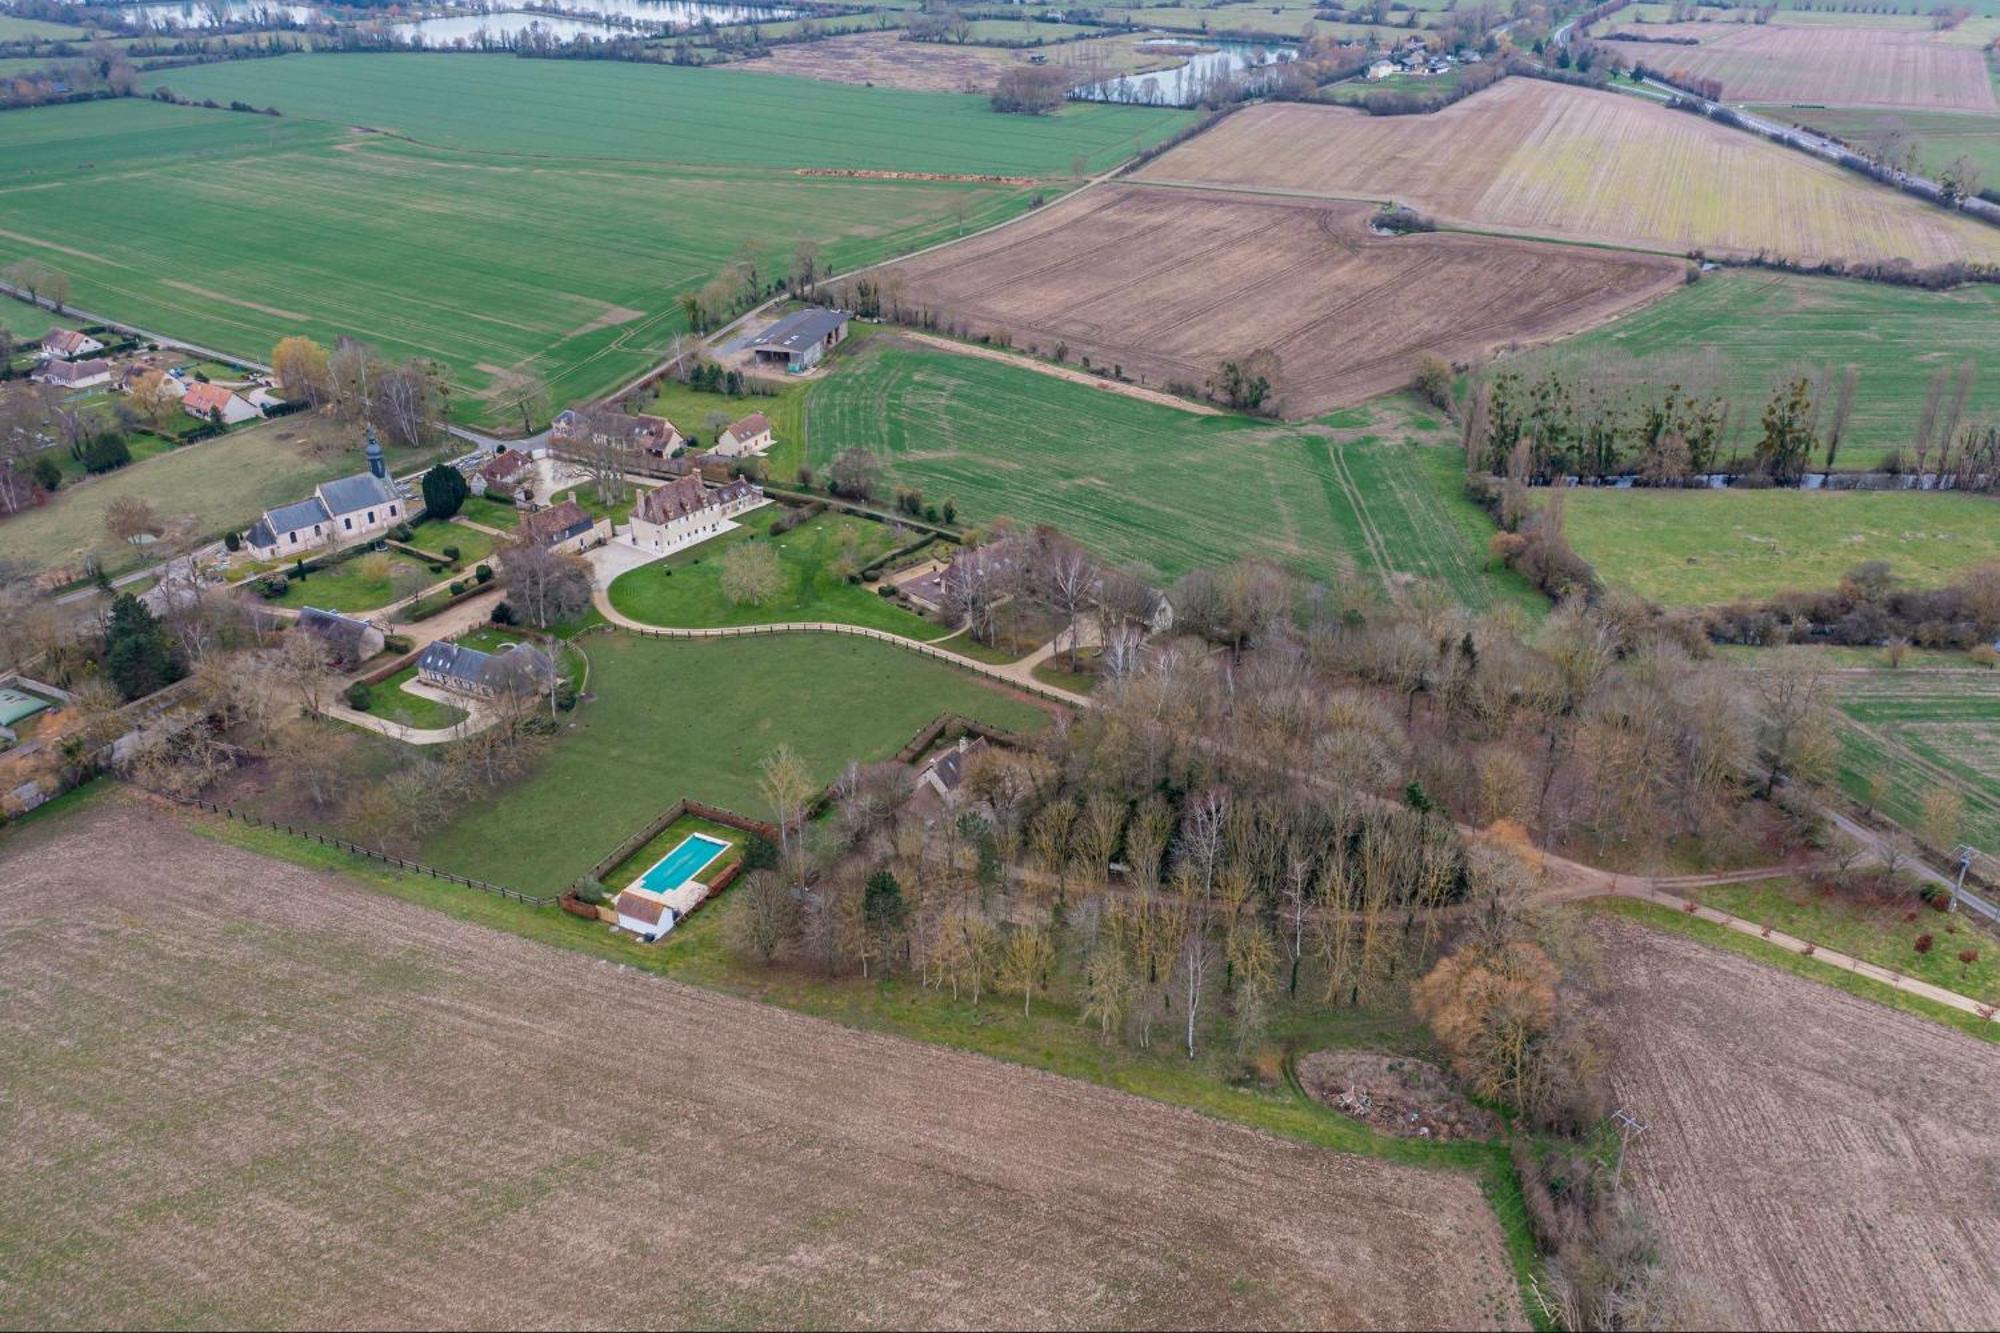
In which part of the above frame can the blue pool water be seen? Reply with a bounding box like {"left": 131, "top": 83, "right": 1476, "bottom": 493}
{"left": 637, "top": 833, "right": 730, "bottom": 894}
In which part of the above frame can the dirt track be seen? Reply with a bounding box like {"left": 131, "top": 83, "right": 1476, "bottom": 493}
{"left": 1599, "top": 918, "right": 2000, "bottom": 1330}
{"left": 0, "top": 800, "right": 1526, "bottom": 1330}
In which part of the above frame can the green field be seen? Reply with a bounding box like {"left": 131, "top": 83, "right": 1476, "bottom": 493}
{"left": 805, "top": 337, "right": 1536, "bottom": 607}
{"left": 606, "top": 506, "right": 939, "bottom": 635}
{"left": 0, "top": 297, "right": 77, "bottom": 341}
{"left": 1564, "top": 487, "right": 2000, "bottom": 605}
{"left": 1535, "top": 271, "right": 2000, "bottom": 472}
{"left": 420, "top": 631, "right": 1050, "bottom": 888}
{"left": 0, "top": 414, "right": 433, "bottom": 581}
{"left": 1833, "top": 669, "right": 2000, "bottom": 859}
{"left": 1758, "top": 106, "right": 2000, "bottom": 192}
{"left": 0, "top": 60, "right": 1188, "bottom": 426}
{"left": 0, "top": 13, "right": 88, "bottom": 38}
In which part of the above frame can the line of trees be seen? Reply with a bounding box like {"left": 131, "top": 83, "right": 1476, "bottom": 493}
{"left": 269, "top": 334, "right": 447, "bottom": 448}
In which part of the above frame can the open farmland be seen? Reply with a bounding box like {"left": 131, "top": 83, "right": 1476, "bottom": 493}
{"left": 1561, "top": 487, "right": 2000, "bottom": 605}
{"left": 740, "top": 29, "right": 1179, "bottom": 93}
{"left": 1833, "top": 669, "right": 2000, "bottom": 858}
{"left": 1521, "top": 271, "right": 2000, "bottom": 472}
{"left": 1601, "top": 22, "right": 1997, "bottom": 109}
{"left": 865, "top": 183, "right": 1681, "bottom": 420}
{"left": 1594, "top": 916, "right": 2000, "bottom": 1330}
{"left": 1761, "top": 105, "right": 2000, "bottom": 194}
{"left": 1135, "top": 79, "right": 2000, "bottom": 265}
{"left": 807, "top": 336, "right": 1540, "bottom": 607}
{"left": 0, "top": 799, "right": 1526, "bottom": 1329}
{"left": 0, "top": 60, "right": 1189, "bottom": 425}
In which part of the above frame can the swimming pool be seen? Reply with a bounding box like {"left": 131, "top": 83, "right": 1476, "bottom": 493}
{"left": 633, "top": 833, "right": 731, "bottom": 895}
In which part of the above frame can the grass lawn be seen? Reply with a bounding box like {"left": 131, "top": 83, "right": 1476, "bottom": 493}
{"left": 1538, "top": 271, "right": 2000, "bottom": 472}
{"left": 1562, "top": 487, "right": 2000, "bottom": 604}
{"left": 933, "top": 629, "right": 1028, "bottom": 664}
{"left": 0, "top": 413, "right": 429, "bottom": 580}
{"left": 401, "top": 517, "right": 496, "bottom": 566}
{"left": 269, "top": 550, "right": 438, "bottom": 612}
{"left": 0, "top": 64, "right": 1187, "bottom": 424}
{"left": 607, "top": 506, "right": 940, "bottom": 635}
{"left": 0, "top": 296, "right": 78, "bottom": 340}
{"left": 1585, "top": 897, "right": 2000, "bottom": 1044}
{"left": 420, "top": 631, "right": 1052, "bottom": 888}
{"left": 454, "top": 495, "right": 522, "bottom": 530}
{"left": 1686, "top": 875, "right": 2000, "bottom": 1005}
{"left": 1832, "top": 668, "right": 2000, "bottom": 857}
{"left": 362, "top": 666, "right": 469, "bottom": 732}
{"left": 807, "top": 337, "right": 1540, "bottom": 608}
{"left": 0, "top": 13, "right": 87, "bottom": 38}
{"left": 646, "top": 378, "right": 807, "bottom": 477}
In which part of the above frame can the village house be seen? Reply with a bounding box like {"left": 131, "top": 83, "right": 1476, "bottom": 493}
{"left": 627, "top": 474, "right": 762, "bottom": 554}
{"left": 904, "top": 735, "right": 991, "bottom": 824}
{"left": 32, "top": 357, "right": 112, "bottom": 389}
{"left": 468, "top": 448, "right": 534, "bottom": 500}
{"left": 39, "top": 328, "right": 104, "bottom": 361}
{"left": 180, "top": 380, "right": 261, "bottom": 426}
{"left": 295, "top": 606, "right": 385, "bottom": 669}
{"left": 745, "top": 307, "right": 851, "bottom": 373}
{"left": 550, "top": 407, "right": 681, "bottom": 457}
{"left": 243, "top": 437, "right": 406, "bottom": 559}
{"left": 415, "top": 639, "right": 555, "bottom": 700}
{"left": 517, "top": 497, "right": 599, "bottom": 552}
{"left": 712, "top": 411, "right": 774, "bottom": 459}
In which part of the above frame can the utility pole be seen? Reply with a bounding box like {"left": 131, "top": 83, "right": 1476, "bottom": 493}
{"left": 1951, "top": 844, "right": 1977, "bottom": 913}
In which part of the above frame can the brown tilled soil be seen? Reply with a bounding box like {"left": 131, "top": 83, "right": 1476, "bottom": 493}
{"left": 870, "top": 182, "right": 1680, "bottom": 419}
{"left": 737, "top": 31, "right": 1025, "bottom": 94}
{"left": 0, "top": 799, "right": 1527, "bottom": 1330}
{"left": 1597, "top": 917, "right": 2000, "bottom": 1331}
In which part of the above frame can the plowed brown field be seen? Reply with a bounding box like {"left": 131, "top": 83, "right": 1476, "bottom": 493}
{"left": 1598, "top": 917, "right": 2000, "bottom": 1330}
{"left": 1137, "top": 80, "right": 2000, "bottom": 266}
{"left": 0, "top": 799, "right": 1528, "bottom": 1330}
{"left": 1603, "top": 23, "right": 1997, "bottom": 110}
{"left": 871, "top": 183, "right": 1680, "bottom": 418}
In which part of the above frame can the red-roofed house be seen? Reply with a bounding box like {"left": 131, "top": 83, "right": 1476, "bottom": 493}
{"left": 180, "top": 381, "right": 260, "bottom": 426}
{"left": 713, "top": 411, "right": 774, "bottom": 458}
{"left": 39, "top": 328, "right": 104, "bottom": 361}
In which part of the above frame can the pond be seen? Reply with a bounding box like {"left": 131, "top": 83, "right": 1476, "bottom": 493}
{"left": 1072, "top": 37, "right": 1299, "bottom": 107}
{"left": 393, "top": 10, "right": 631, "bottom": 46}
{"left": 519, "top": 0, "right": 795, "bottom": 24}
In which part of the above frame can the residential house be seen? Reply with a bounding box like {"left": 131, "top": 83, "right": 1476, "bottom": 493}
{"left": 613, "top": 889, "right": 675, "bottom": 940}
{"left": 415, "top": 639, "right": 555, "bottom": 700}
{"left": 745, "top": 307, "right": 851, "bottom": 373}
{"left": 517, "top": 498, "right": 598, "bottom": 552}
{"left": 39, "top": 328, "right": 104, "bottom": 361}
{"left": 712, "top": 411, "right": 774, "bottom": 458}
{"left": 469, "top": 448, "right": 534, "bottom": 500}
{"left": 1366, "top": 59, "right": 1397, "bottom": 80}
{"left": 627, "top": 474, "right": 762, "bottom": 554}
{"left": 551, "top": 407, "right": 681, "bottom": 457}
{"left": 905, "top": 735, "right": 991, "bottom": 823}
{"left": 296, "top": 606, "right": 385, "bottom": 669}
{"left": 243, "top": 438, "right": 407, "bottom": 559}
{"left": 181, "top": 381, "right": 260, "bottom": 426}
{"left": 32, "top": 358, "right": 112, "bottom": 389}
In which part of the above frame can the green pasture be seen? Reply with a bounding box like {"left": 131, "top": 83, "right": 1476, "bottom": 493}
{"left": 1756, "top": 106, "right": 2000, "bottom": 194}
{"left": 0, "top": 13, "right": 88, "bottom": 38}
{"left": 805, "top": 337, "right": 1536, "bottom": 607}
{"left": 0, "top": 297, "right": 77, "bottom": 342}
{"left": 420, "top": 631, "right": 1051, "bottom": 888}
{"left": 1542, "top": 271, "right": 2000, "bottom": 472}
{"left": 1562, "top": 487, "right": 2000, "bottom": 605}
{"left": 606, "top": 505, "right": 939, "bottom": 635}
{"left": 1832, "top": 669, "right": 2000, "bottom": 858}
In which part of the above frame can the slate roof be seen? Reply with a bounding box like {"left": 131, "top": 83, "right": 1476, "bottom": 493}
{"left": 417, "top": 640, "right": 555, "bottom": 692}
{"left": 519, "top": 498, "right": 592, "bottom": 546}
{"left": 39, "top": 358, "right": 109, "bottom": 385}
{"left": 297, "top": 607, "right": 378, "bottom": 663}
{"left": 318, "top": 471, "right": 398, "bottom": 518}
{"left": 926, "top": 737, "right": 989, "bottom": 794}
{"left": 748, "top": 307, "right": 849, "bottom": 355}
{"left": 251, "top": 496, "right": 332, "bottom": 546}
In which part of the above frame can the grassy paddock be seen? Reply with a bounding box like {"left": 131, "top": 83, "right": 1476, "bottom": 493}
{"left": 1832, "top": 668, "right": 2000, "bottom": 856}
{"left": 1562, "top": 487, "right": 2000, "bottom": 605}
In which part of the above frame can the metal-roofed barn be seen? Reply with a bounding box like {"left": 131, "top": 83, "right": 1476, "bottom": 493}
{"left": 745, "top": 308, "right": 851, "bottom": 373}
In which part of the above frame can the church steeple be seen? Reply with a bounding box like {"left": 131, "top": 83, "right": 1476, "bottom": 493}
{"left": 365, "top": 428, "right": 386, "bottom": 480}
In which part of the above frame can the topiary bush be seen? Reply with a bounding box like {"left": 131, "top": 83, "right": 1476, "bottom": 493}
{"left": 344, "top": 681, "right": 373, "bottom": 711}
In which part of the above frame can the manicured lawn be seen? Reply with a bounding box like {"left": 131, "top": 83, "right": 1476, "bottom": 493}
{"left": 807, "top": 337, "right": 1539, "bottom": 607}
{"left": 1686, "top": 875, "right": 2000, "bottom": 1005}
{"left": 0, "top": 65, "right": 1187, "bottom": 423}
{"left": 362, "top": 666, "right": 468, "bottom": 732}
{"left": 934, "top": 629, "right": 1027, "bottom": 664}
{"left": 455, "top": 496, "right": 521, "bottom": 530}
{"left": 420, "top": 631, "right": 1052, "bottom": 888}
{"left": 1539, "top": 271, "right": 2000, "bottom": 471}
{"left": 646, "top": 378, "right": 808, "bottom": 477}
{"left": 1562, "top": 487, "right": 2000, "bottom": 604}
{"left": 269, "top": 550, "right": 439, "bottom": 612}
{"left": 402, "top": 517, "right": 496, "bottom": 565}
{"left": 606, "top": 506, "right": 940, "bottom": 635}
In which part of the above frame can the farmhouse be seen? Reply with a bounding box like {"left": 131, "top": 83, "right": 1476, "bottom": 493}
{"left": 39, "top": 328, "right": 104, "bottom": 360}
{"left": 415, "top": 639, "right": 555, "bottom": 700}
{"left": 628, "top": 474, "right": 762, "bottom": 553}
{"left": 180, "top": 381, "right": 260, "bottom": 426}
{"left": 469, "top": 448, "right": 534, "bottom": 499}
{"left": 295, "top": 606, "right": 385, "bottom": 669}
{"left": 517, "top": 498, "right": 598, "bottom": 551}
{"left": 32, "top": 357, "right": 111, "bottom": 389}
{"left": 551, "top": 407, "right": 681, "bottom": 457}
{"left": 746, "top": 307, "right": 851, "bottom": 373}
{"left": 712, "top": 411, "right": 774, "bottom": 458}
{"left": 243, "top": 438, "right": 406, "bottom": 559}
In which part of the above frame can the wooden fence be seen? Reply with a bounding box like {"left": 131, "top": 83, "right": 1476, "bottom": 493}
{"left": 581, "top": 795, "right": 776, "bottom": 890}
{"left": 172, "top": 795, "right": 554, "bottom": 906}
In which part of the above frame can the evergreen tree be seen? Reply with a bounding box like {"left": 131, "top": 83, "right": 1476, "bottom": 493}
{"left": 421, "top": 461, "right": 469, "bottom": 520}
{"left": 103, "top": 593, "right": 185, "bottom": 701}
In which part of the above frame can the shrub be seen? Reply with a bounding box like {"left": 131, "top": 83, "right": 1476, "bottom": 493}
{"left": 442, "top": 544, "right": 461, "bottom": 562}
{"left": 574, "top": 876, "right": 608, "bottom": 905}
{"left": 81, "top": 433, "right": 132, "bottom": 474}
{"left": 31, "top": 456, "right": 61, "bottom": 491}
{"left": 449, "top": 580, "right": 466, "bottom": 596}
{"left": 1915, "top": 933, "right": 1935, "bottom": 955}
{"left": 223, "top": 530, "right": 242, "bottom": 552}
{"left": 383, "top": 633, "right": 413, "bottom": 654}
{"left": 1972, "top": 645, "right": 2000, "bottom": 670}
{"left": 257, "top": 575, "right": 289, "bottom": 600}
{"left": 491, "top": 600, "right": 517, "bottom": 626}
{"left": 878, "top": 585, "right": 896, "bottom": 598}
{"left": 475, "top": 563, "right": 493, "bottom": 584}
{"left": 390, "top": 522, "right": 413, "bottom": 542}
{"left": 1961, "top": 948, "right": 1981, "bottom": 968}
{"left": 344, "top": 681, "right": 373, "bottom": 711}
